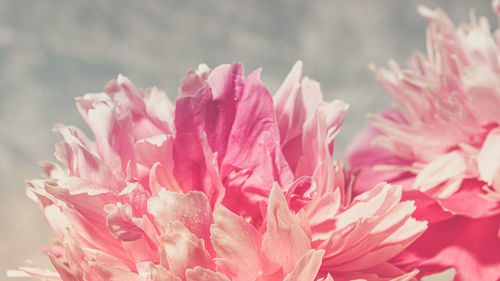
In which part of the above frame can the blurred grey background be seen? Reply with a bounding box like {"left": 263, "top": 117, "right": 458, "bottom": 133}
{"left": 0, "top": 1, "right": 494, "bottom": 280}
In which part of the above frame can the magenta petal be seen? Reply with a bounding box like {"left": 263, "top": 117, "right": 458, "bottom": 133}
{"left": 174, "top": 63, "right": 293, "bottom": 221}
{"left": 393, "top": 214, "right": 500, "bottom": 281}
{"left": 221, "top": 68, "right": 294, "bottom": 218}
{"left": 173, "top": 63, "right": 243, "bottom": 196}
{"left": 436, "top": 179, "right": 500, "bottom": 218}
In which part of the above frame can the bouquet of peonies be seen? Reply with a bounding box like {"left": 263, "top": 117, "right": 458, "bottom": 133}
{"left": 8, "top": 1, "right": 500, "bottom": 281}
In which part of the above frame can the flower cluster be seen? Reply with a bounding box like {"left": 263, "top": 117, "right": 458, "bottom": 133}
{"left": 11, "top": 62, "right": 426, "bottom": 281}
{"left": 10, "top": 1, "right": 500, "bottom": 281}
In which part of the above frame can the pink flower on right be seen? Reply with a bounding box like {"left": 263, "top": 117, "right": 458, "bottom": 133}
{"left": 346, "top": 2, "right": 500, "bottom": 281}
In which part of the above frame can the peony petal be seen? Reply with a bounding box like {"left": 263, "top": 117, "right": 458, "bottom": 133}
{"left": 262, "top": 184, "right": 311, "bottom": 275}
{"left": 185, "top": 267, "right": 230, "bottom": 281}
{"left": 105, "top": 203, "right": 158, "bottom": 263}
{"left": 345, "top": 117, "right": 415, "bottom": 196}
{"left": 91, "top": 262, "right": 145, "bottom": 281}
{"left": 160, "top": 221, "right": 214, "bottom": 279}
{"left": 173, "top": 63, "right": 242, "bottom": 191}
{"left": 210, "top": 206, "right": 261, "bottom": 281}
{"left": 54, "top": 125, "right": 124, "bottom": 192}
{"left": 140, "top": 87, "right": 175, "bottom": 133}
{"left": 274, "top": 61, "right": 324, "bottom": 172}
{"left": 282, "top": 249, "right": 324, "bottom": 281}
{"left": 436, "top": 179, "right": 500, "bottom": 218}
{"left": 178, "top": 64, "right": 211, "bottom": 98}
{"left": 394, "top": 214, "right": 500, "bottom": 281}
{"left": 413, "top": 151, "right": 467, "bottom": 194}
{"left": 220, "top": 67, "right": 294, "bottom": 219}
{"left": 331, "top": 262, "right": 418, "bottom": 281}
{"left": 8, "top": 265, "right": 63, "bottom": 281}
{"left": 147, "top": 190, "right": 213, "bottom": 243}
{"left": 135, "top": 135, "right": 180, "bottom": 194}
{"left": 76, "top": 92, "right": 134, "bottom": 175}
{"left": 477, "top": 128, "right": 500, "bottom": 193}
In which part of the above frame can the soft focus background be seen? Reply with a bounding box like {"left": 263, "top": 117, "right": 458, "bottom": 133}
{"left": 0, "top": 1, "right": 494, "bottom": 280}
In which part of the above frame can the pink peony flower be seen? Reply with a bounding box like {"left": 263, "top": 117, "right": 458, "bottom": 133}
{"left": 346, "top": 3, "right": 500, "bottom": 280}
{"left": 10, "top": 62, "right": 425, "bottom": 281}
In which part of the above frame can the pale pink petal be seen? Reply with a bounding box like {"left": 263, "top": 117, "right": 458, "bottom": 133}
{"left": 38, "top": 161, "right": 68, "bottom": 179}
{"left": 160, "top": 221, "right": 214, "bottom": 278}
{"left": 178, "top": 64, "right": 211, "bottom": 97}
{"left": 262, "top": 184, "right": 311, "bottom": 275}
{"left": 210, "top": 206, "right": 261, "bottom": 281}
{"left": 332, "top": 263, "right": 418, "bottom": 281}
{"left": 135, "top": 135, "right": 180, "bottom": 194}
{"left": 149, "top": 162, "right": 181, "bottom": 196}
{"left": 413, "top": 151, "right": 467, "bottom": 195}
{"left": 296, "top": 100, "right": 348, "bottom": 179}
{"left": 146, "top": 263, "right": 181, "bottom": 281}
{"left": 105, "top": 203, "right": 158, "bottom": 264}
{"left": 54, "top": 125, "right": 124, "bottom": 192}
{"left": 106, "top": 75, "right": 167, "bottom": 139}
{"left": 334, "top": 183, "right": 401, "bottom": 230}
{"left": 477, "top": 128, "right": 500, "bottom": 193}
{"left": 185, "top": 267, "right": 230, "bottom": 281}
{"left": 295, "top": 100, "right": 348, "bottom": 199}
{"left": 91, "top": 262, "right": 145, "bottom": 281}
{"left": 282, "top": 249, "right": 324, "bottom": 281}
{"left": 118, "top": 182, "right": 151, "bottom": 216}
{"left": 305, "top": 191, "right": 341, "bottom": 242}
{"left": 76, "top": 92, "right": 133, "bottom": 174}
{"left": 463, "top": 65, "right": 500, "bottom": 124}
{"left": 140, "top": 87, "right": 175, "bottom": 133}
{"left": 28, "top": 181, "right": 136, "bottom": 264}
{"left": 135, "top": 135, "right": 171, "bottom": 169}
{"left": 274, "top": 60, "right": 305, "bottom": 124}
{"left": 274, "top": 61, "right": 324, "bottom": 171}
{"left": 7, "top": 267, "right": 62, "bottom": 281}
{"left": 316, "top": 184, "right": 426, "bottom": 274}
{"left": 147, "top": 190, "right": 212, "bottom": 243}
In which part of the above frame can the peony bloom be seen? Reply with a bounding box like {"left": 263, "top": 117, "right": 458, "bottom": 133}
{"left": 10, "top": 62, "right": 425, "bottom": 281}
{"left": 346, "top": 3, "right": 500, "bottom": 280}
